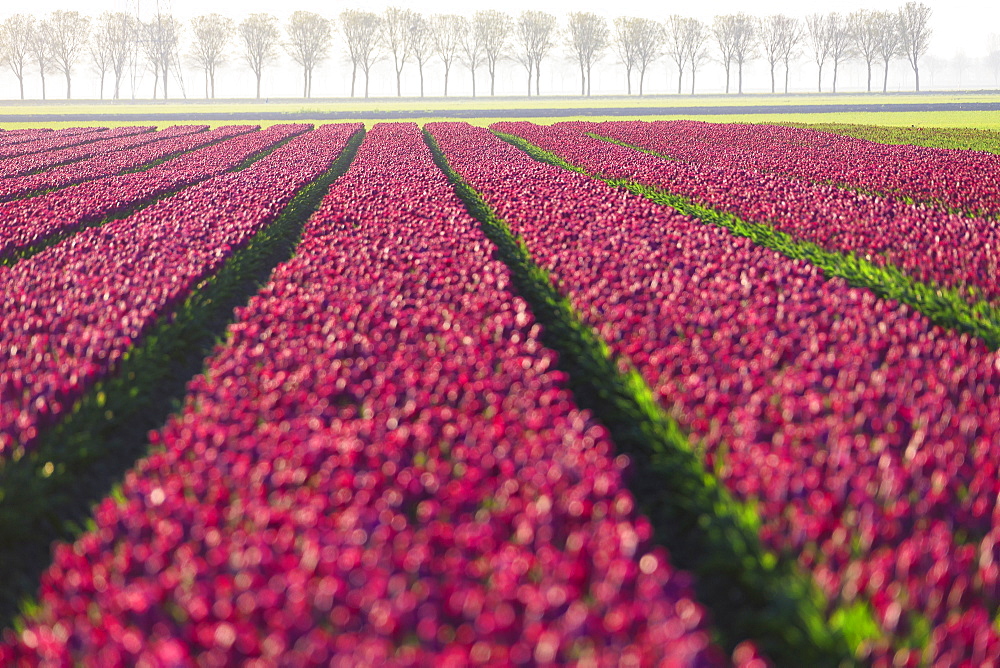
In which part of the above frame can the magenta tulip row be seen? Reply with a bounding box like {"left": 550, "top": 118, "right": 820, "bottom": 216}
{"left": 597, "top": 120, "right": 1000, "bottom": 218}
{"left": 0, "top": 125, "right": 148, "bottom": 162}
{"left": 0, "top": 122, "right": 735, "bottom": 667}
{"left": 0, "top": 127, "right": 64, "bottom": 148}
{"left": 0, "top": 125, "right": 187, "bottom": 180}
{"left": 0, "top": 124, "right": 303, "bottom": 263}
{"left": 430, "top": 121, "right": 1000, "bottom": 664}
{"left": 0, "top": 123, "right": 357, "bottom": 458}
{"left": 0, "top": 125, "right": 256, "bottom": 203}
{"left": 495, "top": 120, "right": 1000, "bottom": 304}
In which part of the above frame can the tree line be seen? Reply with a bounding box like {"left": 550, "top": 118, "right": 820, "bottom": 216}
{"left": 0, "top": 4, "right": 933, "bottom": 101}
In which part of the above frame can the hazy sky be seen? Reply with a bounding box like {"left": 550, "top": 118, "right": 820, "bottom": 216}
{"left": 1, "top": 0, "right": 997, "bottom": 99}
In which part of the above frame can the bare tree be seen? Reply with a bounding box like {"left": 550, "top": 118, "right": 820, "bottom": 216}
{"left": 191, "top": 13, "right": 232, "bottom": 99}
{"left": 807, "top": 13, "right": 832, "bottom": 92}
{"left": 476, "top": 10, "right": 512, "bottom": 96}
{"left": 988, "top": 34, "right": 1000, "bottom": 87}
{"left": 45, "top": 10, "right": 90, "bottom": 99}
{"left": 827, "top": 13, "right": 854, "bottom": 93}
{"left": 688, "top": 21, "right": 711, "bottom": 94}
{"left": 340, "top": 10, "right": 381, "bottom": 98}
{"left": 760, "top": 15, "right": 798, "bottom": 94}
{"left": 566, "top": 12, "right": 607, "bottom": 96}
{"left": 778, "top": 17, "right": 803, "bottom": 94}
{"left": 285, "top": 11, "right": 331, "bottom": 98}
{"left": 239, "top": 13, "right": 280, "bottom": 99}
{"left": 515, "top": 11, "right": 558, "bottom": 96}
{"left": 874, "top": 12, "right": 901, "bottom": 93}
{"left": 632, "top": 19, "right": 664, "bottom": 96}
{"left": 105, "top": 13, "right": 135, "bottom": 100}
{"left": 30, "top": 19, "right": 54, "bottom": 99}
{"left": 953, "top": 51, "right": 969, "bottom": 88}
{"left": 459, "top": 16, "right": 484, "bottom": 97}
{"left": 849, "top": 10, "right": 879, "bottom": 92}
{"left": 381, "top": 7, "right": 417, "bottom": 97}
{"left": 730, "top": 14, "right": 757, "bottom": 94}
{"left": 712, "top": 15, "right": 739, "bottom": 94}
{"left": 664, "top": 16, "right": 693, "bottom": 95}
{"left": 1, "top": 15, "right": 34, "bottom": 100}
{"left": 409, "top": 14, "right": 432, "bottom": 98}
{"left": 143, "top": 13, "right": 182, "bottom": 100}
{"left": 430, "top": 14, "right": 463, "bottom": 96}
{"left": 612, "top": 17, "right": 639, "bottom": 95}
{"left": 898, "top": 1, "right": 931, "bottom": 91}
{"left": 91, "top": 15, "right": 114, "bottom": 100}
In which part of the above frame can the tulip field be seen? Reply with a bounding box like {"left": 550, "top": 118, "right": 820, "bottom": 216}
{"left": 1, "top": 119, "right": 999, "bottom": 666}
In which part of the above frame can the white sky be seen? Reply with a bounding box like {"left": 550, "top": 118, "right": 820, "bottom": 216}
{"left": 1, "top": 0, "right": 997, "bottom": 99}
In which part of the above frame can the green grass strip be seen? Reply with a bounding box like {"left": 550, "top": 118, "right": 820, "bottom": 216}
{"left": 498, "top": 130, "right": 1000, "bottom": 352}
{"left": 0, "top": 127, "right": 365, "bottom": 633}
{"left": 425, "top": 129, "right": 857, "bottom": 666}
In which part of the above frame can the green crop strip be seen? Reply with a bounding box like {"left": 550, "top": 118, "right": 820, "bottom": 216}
{"left": 0, "top": 127, "right": 365, "bottom": 634}
{"left": 425, "top": 129, "right": 856, "bottom": 666}
{"left": 0, "top": 126, "right": 308, "bottom": 269}
{"left": 498, "top": 130, "right": 1000, "bottom": 352}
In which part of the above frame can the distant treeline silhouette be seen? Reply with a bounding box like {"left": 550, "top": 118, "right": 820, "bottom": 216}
{"left": 0, "top": 3, "right": 933, "bottom": 100}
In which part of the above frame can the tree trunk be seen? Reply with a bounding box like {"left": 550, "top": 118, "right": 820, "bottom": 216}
{"left": 256, "top": 72, "right": 262, "bottom": 99}
{"left": 365, "top": 70, "right": 370, "bottom": 98}
{"left": 677, "top": 67, "right": 683, "bottom": 95}
{"left": 625, "top": 66, "right": 632, "bottom": 95}
{"left": 419, "top": 65, "right": 424, "bottom": 98}
{"left": 163, "top": 64, "right": 169, "bottom": 99}
{"left": 65, "top": 72, "right": 71, "bottom": 99}
{"left": 817, "top": 63, "right": 822, "bottom": 92}
{"left": 211, "top": 70, "right": 216, "bottom": 99}
{"left": 580, "top": 63, "right": 586, "bottom": 95}
{"left": 770, "top": 63, "right": 775, "bottom": 93}
{"left": 19, "top": 77, "right": 24, "bottom": 100}
{"left": 586, "top": 64, "right": 592, "bottom": 96}
{"left": 396, "top": 68, "right": 402, "bottom": 97}
{"left": 639, "top": 67, "right": 645, "bottom": 96}
{"left": 526, "top": 62, "right": 532, "bottom": 95}
{"left": 444, "top": 65, "right": 450, "bottom": 96}
{"left": 535, "top": 60, "right": 540, "bottom": 96}
{"left": 471, "top": 68, "right": 476, "bottom": 97}
{"left": 100, "top": 72, "right": 106, "bottom": 100}
{"left": 205, "top": 69, "right": 210, "bottom": 98}
{"left": 152, "top": 70, "right": 158, "bottom": 100}
{"left": 724, "top": 63, "right": 730, "bottom": 94}
{"left": 883, "top": 59, "right": 890, "bottom": 93}
{"left": 738, "top": 63, "right": 743, "bottom": 94}
{"left": 866, "top": 61, "right": 872, "bottom": 92}
{"left": 691, "top": 67, "right": 696, "bottom": 94}
{"left": 490, "top": 69, "right": 496, "bottom": 96}
{"left": 833, "top": 62, "right": 838, "bottom": 93}
{"left": 914, "top": 64, "right": 920, "bottom": 91}
{"left": 785, "top": 62, "right": 790, "bottom": 94}
{"left": 304, "top": 67, "right": 308, "bottom": 97}
{"left": 351, "top": 64, "right": 357, "bottom": 97}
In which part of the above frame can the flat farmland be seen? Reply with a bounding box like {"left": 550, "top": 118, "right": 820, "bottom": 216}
{"left": 1, "top": 117, "right": 999, "bottom": 665}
